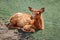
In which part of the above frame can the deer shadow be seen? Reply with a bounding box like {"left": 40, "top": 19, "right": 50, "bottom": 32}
{"left": 8, "top": 28, "right": 37, "bottom": 40}
{"left": 17, "top": 29, "right": 37, "bottom": 40}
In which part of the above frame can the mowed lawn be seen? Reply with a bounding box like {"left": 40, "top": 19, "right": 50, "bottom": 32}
{"left": 0, "top": 0, "right": 60, "bottom": 40}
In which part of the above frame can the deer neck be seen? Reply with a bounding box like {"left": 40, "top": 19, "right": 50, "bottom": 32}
{"left": 34, "top": 15, "right": 41, "bottom": 29}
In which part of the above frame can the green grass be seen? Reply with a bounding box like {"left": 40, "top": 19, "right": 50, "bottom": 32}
{"left": 0, "top": 0, "right": 60, "bottom": 40}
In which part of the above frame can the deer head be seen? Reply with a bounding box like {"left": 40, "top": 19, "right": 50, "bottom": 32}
{"left": 28, "top": 7, "right": 45, "bottom": 19}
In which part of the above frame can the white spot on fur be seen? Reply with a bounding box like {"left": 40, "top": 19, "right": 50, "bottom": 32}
{"left": 17, "top": 12, "right": 22, "bottom": 15}
{"left": 17, "top": 12, "right": 23, "bottom": 16}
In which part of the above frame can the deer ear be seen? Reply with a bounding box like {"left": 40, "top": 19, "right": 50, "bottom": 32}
{"left": 28, "top": 7, "right": 33, "bottom": 12}
{"left": 40, "top": 8, "right": 45, "bottom": 13}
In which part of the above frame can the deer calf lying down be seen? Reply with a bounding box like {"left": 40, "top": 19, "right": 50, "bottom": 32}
{"left": 9, "top": 7, "right": 45, "bottom": 32}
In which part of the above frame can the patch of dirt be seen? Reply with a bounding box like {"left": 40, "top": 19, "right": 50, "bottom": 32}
{"left": 0, "top": 18, "right": 35, "bottom": 40}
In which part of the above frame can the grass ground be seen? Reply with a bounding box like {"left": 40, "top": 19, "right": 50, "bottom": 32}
{"left": 0, "top": 0, "right": 60, "bottom": 40}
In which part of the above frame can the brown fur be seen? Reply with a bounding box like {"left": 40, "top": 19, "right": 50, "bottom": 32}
{"left": 9, "top": 13, "right": 34, "bottom": 28}
{"left": 22, "top": 25, "right": 35, "bottom": 32}
{"left": 9, "top": 7, "right": 45, "bottom": 32}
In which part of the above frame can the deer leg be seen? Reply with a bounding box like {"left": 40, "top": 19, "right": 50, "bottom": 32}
{"left": 29, "top": 28, "right": 35, "bottom": 32}
{"left": 21, "top": 25, "right": 35, "bottom": 32}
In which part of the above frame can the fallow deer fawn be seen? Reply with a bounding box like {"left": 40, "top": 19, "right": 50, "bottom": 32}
{"left": 9, "top": 7, "right": 45, "bottom": 32}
